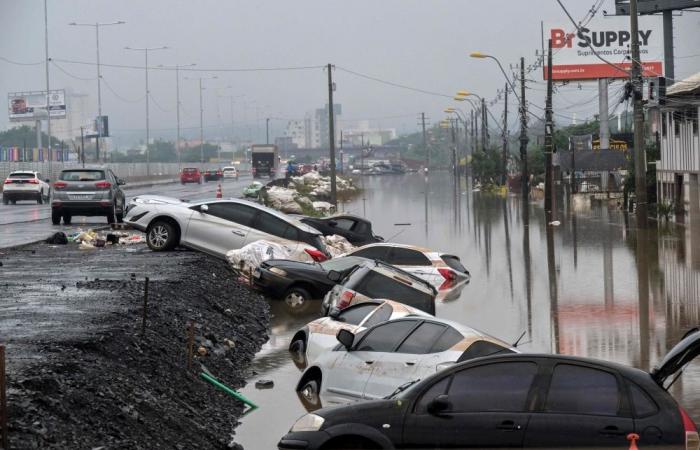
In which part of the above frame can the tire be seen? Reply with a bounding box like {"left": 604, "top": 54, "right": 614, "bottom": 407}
{"left": 2, "top": 196, "right": 8, "bottom": 205}
{"left": 283, "top": 287, "right": 312, "bottom": 310}
{"left": 298, "top": 378, "right": 322, "bottom": 411}
{"left": 62, "top": 213, "right": 72, "bottom": 225}
{"left": 289, "top": 336, "right": 308, "bottom": 369}
{"left": 36, "top": 193, "right": 43, "bottom": 204}
{"left": 51, "top": 209, "right": 61, "bottom": 225}
{"left": 11, "top": 200, "right": 16, "bottom": 205}
{"left": 147, "top": 220, "right": 178, "bottom": 251}
{"left": 107, "top": 206, "right": 116, "bottom": 224}
{"left": 116, "top": 212, "right": 124, "bottom": 223}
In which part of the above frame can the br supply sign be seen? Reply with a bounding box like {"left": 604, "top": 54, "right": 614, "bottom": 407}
{"left": 544, "top": 16, "right": 663, "bottom": 80}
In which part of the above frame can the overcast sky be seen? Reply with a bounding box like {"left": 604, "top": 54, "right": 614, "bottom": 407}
{"left": 1, "top": 0, "right": 698, "bottom": 145}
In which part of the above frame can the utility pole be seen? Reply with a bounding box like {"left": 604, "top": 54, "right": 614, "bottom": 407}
{"left": 327, "top": 63, "right": 337, "bottom": 208}
{"left": 199, "top": 77, "right": 204, "bottom": 165}
{"left": 80, "top": 126, "right": 85, "bottom": 168}
{"left": 176, "top": 65, "right": 181, "bottom": 169}
{"left": 421, "top": 112, "right": 428, "bottom": 170}
{"left": 630, "top": 0, "right": 648, "bottom": 227}
{"left": 544, "top": 39, "right": 554, "bottom": 216}
{"left": 44, "top": 0, "right": 52, "bottom": 176}
{"left": 502, "top": 83, "right": 509, "bottom": 186}
{"left": 266, "top": 118, "right": 270, "bottom": 144}
{"left": 471, "top": 109, "right": 476, "bottom": 154}
{"left": 519, "top": 57, "right": 529, "bottom": 200}
{"left": 481, "top": 98, "right": 487, "bottom": 152}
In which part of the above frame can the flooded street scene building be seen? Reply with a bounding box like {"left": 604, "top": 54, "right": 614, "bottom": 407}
{"left": 1, "top": 1, "right": 700, "bottom": 449}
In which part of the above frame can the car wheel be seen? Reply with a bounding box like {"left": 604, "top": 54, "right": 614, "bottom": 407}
{"left": 298, "top": 378, "right": 321, "bottom": 411}
{"left": 10, "top": 200, "right": 16, "bottom": 205}
{"left": 289, "top": 337, "right": 308, "bottom": 369}
{"left": 2, "top": 196, "right": 8, "bottom": 205}
{"left": 284, "top": 287, "right": 311, "bottom": 310}
{"left": 106, "top": 204, "right": 116, "bottom": 224}
{"left": 116, "top": 212, "right": 124, "bottom": 223}
{"left": 62, "top": 213, "right": 72, "bottom": 225}
{"left": 51, "top": 209, "right": 61, "bottom": 225}
{"left": 36, "top": 192, "right": 43, "bottom": 204}
{"left": 147, "top": 220, "right": 178, "bottom": 251}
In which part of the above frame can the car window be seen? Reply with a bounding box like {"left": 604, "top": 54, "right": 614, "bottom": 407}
{"left": 355, "top": 320, "right": 418, "bottom": 352}
{"left": 60, "top": 170, "right": 105, "bottom": 181}
{"left": 628, "top": 382, "right": 658, "bottom": 417}
{"left": 388, "top": 248, "right": 431, "bottom": 266}
{"left": 448, "top": 362, "right": 538, "bottom": 412}
{"left": 545, "top": 364, "right": 620, "bottom": 416}
{"left": 415, "top": 376, "right": 451, "bottom": 414}
{"left": 351, "top": 246, "right": 389, "bottom": 261}
{"left": 352, "top": 270, "right": 434, "bottom": 314}
{"left": 205, "top": 203, "right": 258, "bottom": 227}
{"left": 254, "top": 212, "right": 294, "bottom": 239}
{"left": 354, "top": 221, "right": 369, "bottom": 235}
{"left": 9, "top": 172, "right": 36, "bottom": 179}
{"left": 361, "top": 303, "right": 393, "bottom": 329}
{"left": 442, "top": 255, "right": 467, "bottom": 273}
{"left": 458, "top": 340, "right": 514, "bottom": 362}
{"left": 396, "top": 322, "right": 448, "bottom": 354}
{"left": 283, "top": 225, "right": 300, "bottom": 242}
{"left": 332, "top": 218, "right": 356, "bottom": 231}
{"left": 431, "top": 327, "right": 464, "bottom": 353}
{"left": 337, "top": 303, "right": 379, "bottom": 326}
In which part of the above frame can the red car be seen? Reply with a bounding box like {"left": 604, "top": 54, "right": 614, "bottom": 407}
{"left": 180, "top": 168, "right": 201, "bottom": 184}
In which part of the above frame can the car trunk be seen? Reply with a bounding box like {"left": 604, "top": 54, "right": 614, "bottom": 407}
{"left": 651, "top": 328, "right": 700, "bottom": 388}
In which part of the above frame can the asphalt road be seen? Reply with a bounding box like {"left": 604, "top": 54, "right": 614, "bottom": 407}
{"left": 0, "top": 175, "right": 253, "bottom": 248}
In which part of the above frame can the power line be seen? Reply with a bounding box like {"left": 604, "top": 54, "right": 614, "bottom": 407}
{"left": 53, "top": 58, "right": 325, "bottom": 73}
{"left": 335, "top": 66, "right": 453, "bottom": 99}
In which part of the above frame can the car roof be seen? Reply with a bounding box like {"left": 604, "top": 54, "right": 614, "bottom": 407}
{"left": 326, "top": 213, "right": 368, "bottom": 222}
{"left": 353, "top": 242, "right": 436, "bottom": 255}
{"left": 9, "top": 170, "right": 37, "bottom": 175}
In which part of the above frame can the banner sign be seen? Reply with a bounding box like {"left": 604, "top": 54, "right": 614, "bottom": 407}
{"left": 8, "top": 90, "right": 66, "bottom": 121}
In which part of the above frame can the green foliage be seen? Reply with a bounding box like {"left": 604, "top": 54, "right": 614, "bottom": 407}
{"left": 656, "top": 201, "right": 674, "bottom": 221}
{"left": 0, "top": 125, "right": 64, "bottom": 148}
{"left": 471, "top": 146, "right": 502, "bottom": 184}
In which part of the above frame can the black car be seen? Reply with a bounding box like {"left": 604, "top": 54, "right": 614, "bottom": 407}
{"left": 279, "top": 328, "right": 700, "bottom": 450}
{"left": 300, "top": 214, "right": 383, "bottom": 246}
{"left": 253, "top": 256, "right": 370, "bottom": 309}
{"left": 203, "top": 169, "right": 223, "bottom": 182}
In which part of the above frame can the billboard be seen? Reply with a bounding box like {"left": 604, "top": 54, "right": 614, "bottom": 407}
{"left": 8, "top": 90, "right": 66, "bottom": 121}
{"left": 544, "top": 16, "right": 663, "bottom": 80}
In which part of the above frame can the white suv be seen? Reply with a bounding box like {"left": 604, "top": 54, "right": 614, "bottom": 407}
{"left": 2, "top": 171, "right": 51, "bottom": 205}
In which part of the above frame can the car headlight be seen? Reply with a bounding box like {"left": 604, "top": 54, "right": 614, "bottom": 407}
{"left": 290, "top": 413, "right": 325, "bottom": 432}
{"left": 269, "top": 267, "right": 287, "bottom": 277}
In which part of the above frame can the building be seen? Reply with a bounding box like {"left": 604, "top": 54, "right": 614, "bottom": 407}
{"left": 340, "top": 120, "right": 397, "bottom": 147}
{"left": 314, "top": 103, "right": 342, "bottom": 148}
{"left": 284, "top": 120, "right": 307, "bottom": 148}
{"left": 655, "top": 72, "right": 700, "bottom": 219}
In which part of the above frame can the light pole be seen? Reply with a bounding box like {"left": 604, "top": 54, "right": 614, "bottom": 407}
{"left": 159, "top": 63, "right": 195, "bottom": 170}
{"left": 469, "top": 51, "right": 520, "bottom": 102}
{"left": 185, "top": 75, "right": 218, "bottom": 166}
{"left": 125, "top": 45, "right": 169, "bottom": 176}
{"left": 69, "top": 20, "right": 125, "bottom": 162}
{"left": 454, "top": 91, "right": 486, "bottom": 152}
{"left": 266, "top": 118, "right": 270, "bottom": 144}
{"left": 43, "top": 0, "right": 52, "bottom": 176}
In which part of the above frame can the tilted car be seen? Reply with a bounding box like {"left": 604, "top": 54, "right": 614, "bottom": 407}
{"left": 124, "top": 196, "right": 330, "bottom": 261}
{"left": 321, "top": 260, "right": 437, "bottom": 316}
{"left": 180, "top": 167, "right": 201, "bottom": 184}
{"left": 2, "top": 170, "right": 51, "bottom": 204}
{"left": 342, "top": 243, "right": 470, "bottom": 287}
{"left": 253, "top": 256, "right": 370, "bottom": 308}
{"left": 300, "top": 214, "right": 384, "bottom": 246}
{"left": 289, "top": 299, "right": 431, "bottom": 368}
{"left": 51, "top": 168, "right": 126, "bottom": 225}
{"left": 295, "top": 315, "right": 516, "bottom": 409}
{"left": 281, "top": 329, "right": 700, "bottom": 450}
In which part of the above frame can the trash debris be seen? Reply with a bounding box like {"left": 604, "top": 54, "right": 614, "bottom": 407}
{"left": 312, "top": 201, "right": 334, "bottom": 214}
{"left": 548, "top": 220, "right": 561, "bottom": 226}
{"left": 45, "top": 232, "right": 68, "bottom": 245}
{"left": 265, "top": 186, "right": 304, "bottom": 214}
{"left": 322, "top": 234, "right": 356, "bottom": 257}
{"left": 197, "top": 346, "right": 208, "bottom": 356}
{"left": 226, "top": 240, "right": 312, "bottom": 277}
{"left": 255, "top": 379, "right": 274, "bottom": 389}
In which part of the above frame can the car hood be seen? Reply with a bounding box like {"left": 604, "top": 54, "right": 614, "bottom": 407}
{"left": 131, "top": 195, "right": 190, "bottom": 206}
{"left": 316, "top": 398, "right": 404, "bottom": 425}
{"left": 651, "top": 327, "right": 700, "bottom": 386}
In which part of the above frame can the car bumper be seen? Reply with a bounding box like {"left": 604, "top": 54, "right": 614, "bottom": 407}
{"left": 3, "top": 190, "right": 41, "bottom": 200}
{"left": 51, "top": 200, "right": 113, "bottom": 215}
{"left": 252, "top": 269, "right": 295, "bottom": 298}
{"left": 278, "top": 431, "right": 332, "bottom": 449}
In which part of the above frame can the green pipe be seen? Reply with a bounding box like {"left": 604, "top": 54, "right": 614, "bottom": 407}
{"left": 200, "top": 372, "right": 259, "bottom": 409}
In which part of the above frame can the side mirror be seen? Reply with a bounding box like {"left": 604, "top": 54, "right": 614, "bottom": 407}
{"left": 200, "top": 204, "right": 209, "bottom": 213}
{"left": 336, "top": 329, "right": 354, "bottom": 350}
{"left": 117, "top": 178, "right": 126, "bottom": 186}
{"left": 427, "top": 395, "right": 451, "bottom": 415}
{"left": 44, "top": 178, "right": 50, "bottom": 183}
{"left": 327, "top": 270, "right": 342, "bottom": 283}
{"left": 329, "top": 307, "right": 342, "bottom": 320}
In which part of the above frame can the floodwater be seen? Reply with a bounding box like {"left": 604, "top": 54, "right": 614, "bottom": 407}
{"left": 235, "top": 172, "right": 700, "bottom": 449}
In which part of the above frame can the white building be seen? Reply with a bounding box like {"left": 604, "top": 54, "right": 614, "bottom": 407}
{"left": 285, "top": 120, "right": 307, "bottom": 148}
{"left": 340, "top": 120, "right": 397, "bottom": 147}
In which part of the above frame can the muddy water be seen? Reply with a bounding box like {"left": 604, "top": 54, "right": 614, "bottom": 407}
{"left": 235, "top": 173, "right": 700, "bottom": 449}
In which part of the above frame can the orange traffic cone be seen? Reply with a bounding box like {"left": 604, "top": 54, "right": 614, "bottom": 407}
{"left": 627, "top": 433, "right": 640, "bottom": 450}
{"left": 216, "top": 183, "right": 223, "bottom": 199}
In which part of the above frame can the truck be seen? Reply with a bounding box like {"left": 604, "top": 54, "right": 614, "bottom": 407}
{"left": 251, "top": 144, "right": 278, "bottom": 179}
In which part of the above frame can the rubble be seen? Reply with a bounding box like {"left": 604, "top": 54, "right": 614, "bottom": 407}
{"left": 225, "top": 240, "right": 313, "bottom": 276}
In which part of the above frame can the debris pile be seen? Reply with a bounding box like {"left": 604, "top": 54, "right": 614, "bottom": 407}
{"left": 261, "top": 171, "right": 357, "bottom": 216}
{"left": 45, "top": 229, "right": 147, "bottom": 249}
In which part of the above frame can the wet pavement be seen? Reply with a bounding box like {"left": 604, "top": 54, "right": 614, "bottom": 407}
{"left": 234, "top": 172, "right": 700, "bottom": 449}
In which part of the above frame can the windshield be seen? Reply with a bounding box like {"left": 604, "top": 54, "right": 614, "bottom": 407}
{"left": 60, "top": 170, "right": 105, "bottom": 181}
{"left": 9, "top": 172, "right": 35, "bottom": 179}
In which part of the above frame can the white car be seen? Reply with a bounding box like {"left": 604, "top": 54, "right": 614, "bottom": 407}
{"left": 289, "top": 299, "right": 432, "bottom": 367}
{"left": 124, "top": 196, "right": 330, "bottom": 261}
{"left": 341, "top": 243, "right": 470, "bottom": 288}
{"left": 222, "top": 166, "right": 239, "bottom": 179}
{"left": 296, "top": 315, "right": 516, "bottom": 408}
{"left": 2, "top": 170, "right": 51, "bottom": 205}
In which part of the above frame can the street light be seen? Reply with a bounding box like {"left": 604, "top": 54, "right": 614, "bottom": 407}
{"left": 158, "top": 63, "right": 196, "bottom": 170}
{"left": 469, "top": 52, "right": 520, "bottom": 102}
{"left": 69, "top": 20, "right": 125, "bottom": 162}
{"left": 125, "top": 45, "right": 169, "bottom": 176}
{"left": 185, "top": 75, "right": 218, "bottom": 166}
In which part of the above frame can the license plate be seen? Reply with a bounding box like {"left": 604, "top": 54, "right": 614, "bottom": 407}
{"left": 253, "top": 268, "right": 262, "bottom": 279}
{"left": 69, "top": 194, "right": 95, "bottom": 200}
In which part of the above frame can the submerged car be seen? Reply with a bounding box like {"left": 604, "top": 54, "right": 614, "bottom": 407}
{"left": 253, "top": 256, "right": 370, "bottom": 307}
{"left": 342, "top": 243, "right": 469, "bottom": 287}
{"left": 124, "top": 196, "right": 329, "bottom": 261}
{"left": 282, "top": 328, "right": 700, "bottom": 450}
{"left": 321, "top": 260, "right": 438, "bottom": 316}
{"left": 300, "top": 214, "right": 384, "bottom": 246}
{"left": 289, "top": 299, "right": 431, "bottom": 368}
{"left": 51, "top": 168, "right": 126, "bottom": 225}
{"left": 295, "top": 315, "right": 516, "bottom": 408}
{"left": 2, "top": 170, "right": 51, "bottom": 204}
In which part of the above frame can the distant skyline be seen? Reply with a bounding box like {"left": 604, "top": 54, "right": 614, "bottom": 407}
{"left": 1, "top": 0, "right": 698, "bottom": 145}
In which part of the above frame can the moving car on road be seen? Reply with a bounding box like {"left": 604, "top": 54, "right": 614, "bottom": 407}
{"left": 253, "top": 256, "right": 370, "bottom": 308}
{"left": 125, "top": 196, "right": 330, "bottom": 261}
{"left": 282, "top": 328, "right": 700, "bottom": 450}
{"left": 300, "top": 214, "right": 384, "bottom": 246}
{"left": 180, "top": 167, "right": 201, "bottom": 184}
{"left": 51, "top": 168, "right": 126, "bottom": 225}
{"left": 295, "top": 315, "right": 515, "bottom": 409}
{"left": 321, "top": 260, "right": 437, "bottom": 316}
{"left": 222, "top": 166, "right": 239, "bottom": 180}
{"left": 203, "top": 168, "right": 223, "bottom": 182}
{"left": 342, "top": 243, "right": 469, "bottom": 287}
{"left": 2, "top": 170, "right": 50, "bottom": 205}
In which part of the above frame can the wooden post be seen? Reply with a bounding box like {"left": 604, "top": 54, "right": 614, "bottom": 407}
{"left": 141, "top": 277, "right": 150, "bottom": 337}
{"left": 186, "top": 322, "right": 195, "bottom": 371}
{"left": 1, "top": 344, "right": 8, "bottom": 449}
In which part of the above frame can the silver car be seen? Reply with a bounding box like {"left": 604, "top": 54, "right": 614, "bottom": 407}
{"left": 124, "top": 195, "right": 330, "bottom": 260}
{"left": 50, "top": 167, "right": 126, "bottom": 225}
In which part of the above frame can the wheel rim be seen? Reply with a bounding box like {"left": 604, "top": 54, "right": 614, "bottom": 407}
{"left": 285, "top": 292, "right": 306, "bottom": 308}
{"left": 149, "top": 225, "right": 169, "bottom": 248}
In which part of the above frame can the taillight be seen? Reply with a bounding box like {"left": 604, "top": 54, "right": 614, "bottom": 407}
{"left": 95, "top": 181, "right": 112, "bottom": 189}
{"left": 438, "top": 267, "right": 456, "bottom": 281}
{"left": 305, "top": 248, "right": 328, "bottom": 262}
{"left": 28, "top": 179, "right": 39, "bottom": 184}
{"left": 53, "top": 181, "right": 67, "bottom": 189}
{"left": 3, "top": 179, "right": 12, "bottom": 184}
{"left": 679, "top": 406, "right": 699, "bottom": 450}
{"left": 337, "top": 290, "right": 356, "bottom": 309}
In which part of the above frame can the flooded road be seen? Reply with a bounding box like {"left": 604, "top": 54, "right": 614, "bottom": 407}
{"left": 235, "top": 172, "right": 700, "bottom": 449}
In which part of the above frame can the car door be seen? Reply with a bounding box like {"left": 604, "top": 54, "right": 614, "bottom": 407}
{"left": 246, "top": 210, "right": 301, "bottom": 250}
{"left": 322, "top": 320, "right": 418, "bottom": 401}
{"left": 362, "top": 320, "right": 450, "bottom": 400}
{"left": 184, "top": 202, "right": 257, "bottom": 257}
{"left": 402, "top": 361, "right": 539, "bottom": 449}
{"left": 523, "top": 362, "right": 634, "bottom": 448}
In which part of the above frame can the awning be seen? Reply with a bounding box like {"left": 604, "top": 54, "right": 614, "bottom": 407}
{"left": 667, "top": 71, "right": 700, "bottom": 97}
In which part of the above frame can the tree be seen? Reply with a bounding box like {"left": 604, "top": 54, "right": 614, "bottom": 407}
{"left": 147, "top": 140, "right": 177, "bottom": 162}
{"left": 0, "top": 125, "right": 64, "bottom": 148}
